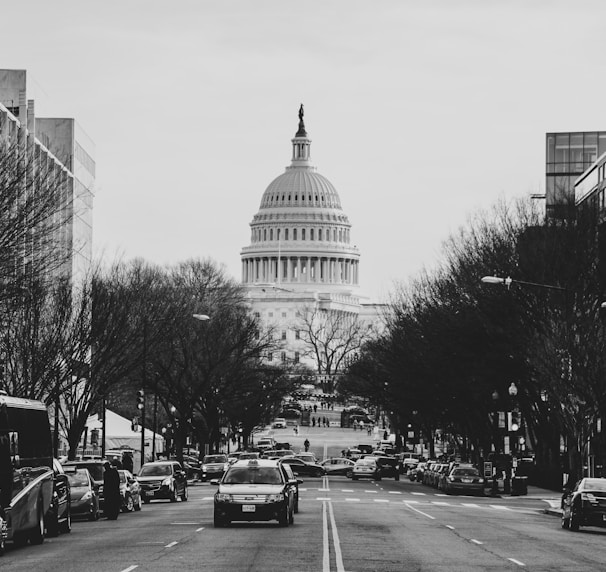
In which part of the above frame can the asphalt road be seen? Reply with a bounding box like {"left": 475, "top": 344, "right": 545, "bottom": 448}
{"left": 2, "top": 475, "right": 605, "bottom": 571}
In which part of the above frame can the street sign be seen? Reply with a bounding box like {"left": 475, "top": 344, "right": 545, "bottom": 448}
{"left": 483, "top": 461, "right": 492, "bottom": 478}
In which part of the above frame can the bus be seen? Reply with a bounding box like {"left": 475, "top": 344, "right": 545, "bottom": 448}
{"left": 0, "top": 393, "right": 54, "bottom": 548}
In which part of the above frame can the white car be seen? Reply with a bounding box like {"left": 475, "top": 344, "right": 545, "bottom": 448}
{"left": 272, "top": 418, "right": 287, "bottom": 428}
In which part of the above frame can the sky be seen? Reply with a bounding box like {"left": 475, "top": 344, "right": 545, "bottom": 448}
{"left": 2, "top": 0, "right": 606, "bottom": 302}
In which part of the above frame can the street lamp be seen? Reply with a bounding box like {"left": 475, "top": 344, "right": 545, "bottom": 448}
{"left": 143, "top": 313, "right": 211, "bottom": 464}
{"left": 481, "top": 275, "right": 566, "bottom": 292}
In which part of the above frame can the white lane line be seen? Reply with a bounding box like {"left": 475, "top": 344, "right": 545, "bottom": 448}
{"left": 364, "top": 490, "right": 377, "bottom": 494}
{"left": 388, "top": 491, "right": 402, "bottom": 494}
{"left": 446, "top": 525, "right": 455, "bottom": 530}
{"left": 470, "top": 539, "right": 483, "bottom": 545}
{"left": 165, "top": 541, "right": 178, "bottom": 548}
{"left": 317, "top": 497, "right": 332, "bottom": 501}
{"left": 328, "top": 501, "right": 345, "bottom": 572}
{"left": 462, "top": 503, "right": 480, "bottom": 508}
{"left": 171, "top": 522, "right": 199, "bottom": 525}
{"left": 490, "top": 505, "right": 510, "bottom": 510}
{"left": 319, "top": 488, "right": 330, "bottom": 492}
{"left": 322, "top": 502, "right": 330, "bottom": 572}
{"left": 341, "top": 489, "right": 354, "bottom": 492}
{"left": 405, "top": 500, "right": 419, "bottom": 504}
{"left": 121, "top": 567, "right": 138, "bottom": 572}
{"left": 345, "top": 498, "right": 360, "bottom": 502}
{"left": 411, "top": 492, "right": 426, "bottom": 496}
{"left": 432, "top": 501, "right": 450, "bottom": 506}
{"left": 404, "top": 502, "right": 435, "bottom": 520}
{"left": 374, "top": 499, "right": 389, "bottom": 503}
{"left": 508, "top": 558, "right": 526, "bottom": 567}
{"left": 196, "top": 527, "right": 205, "bottom": 532}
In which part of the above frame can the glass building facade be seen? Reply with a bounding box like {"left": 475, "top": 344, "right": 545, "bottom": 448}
{"left": 546, "top": 132, "right": 606, "bottom": 219}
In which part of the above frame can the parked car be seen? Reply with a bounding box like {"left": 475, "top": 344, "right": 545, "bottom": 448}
{"left": 439, "top": 465, "right": 485, "bottom": 495}
{"left": 238, "top": 452, "right": 261, "bottom": 461}
{"left": 280, "top": 461, "right": 303, "bottom": 513}
{"left": 118, "top": 470, "right": 143, "bottom": 511}
{"left": 64, "top": 467, "right": 100, "bottom": 521}
{"left": 409, "top": 461, "right": 427, "bottom": 482}
{"left": 272, "top": 418, "right": 287, "bottom": 429}
{"left": 256, "top": 437, "right": 276, "bottom": 451}
{"left": 201, "top": 454, "right": 229, "bottom": 482}
{"left": 181, "top": 455, "right": 202, "bottom": 480}
{"left": 138, "top": 461, "right": 188, "bottom": 503}
{"left": 344, "top": 448, "right": 363, "bottom": 461}
{"left": 45, "top": 459, "right": 71, "bottom": 537}
{"left": 263, "top": 449, "right": 296, "bottom": 460}
{"left": 62, "top": 460, "right": 105, "bottom": 506}
{"left": 321, "top": 457, "right": 355, "bottom": 477}
{"left": 294, "top": 452, "right": 318, "bottom": 463}
{"left": 351, "top": 457, "right": 381, "bottom": 481}
{"left": 562, "top": 477, "right": 606, "bottom": 531}
{"left": 279, "top": 456, "right": 325, "bottom": 477}
{"left": 212, "top": 459, "right": 295, "bottom": 527}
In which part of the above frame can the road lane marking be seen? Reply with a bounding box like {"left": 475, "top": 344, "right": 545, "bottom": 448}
{"left": 364, "top": 490, "right": 377, "bottom": 493}
{"left": 171, "top": 522, "right": 200, "bottom": 525}
{"left": 165, "top": 541, "right": 178, "bottom": 548}
{"left": 388, "top": 491, "right": 402, "bottom": 494}
{"left": 462, "top": 503, "right": 480, "bottom": 508}
{"left": 196, "top": 527, "right": 205, "bottom": 532}
{"left": 319, "top": 488, "right": 330, "bottom": 492}
{"left": 341, "top": 489, "right": 354, "bottom": 492}
{"left": 411, "top": 492, "right": 426, "bottom": 495}
{"left": 470, "top": 539, "right": 483, "bottom": 545}
{"left": 322, "top": 502, "right": 330, "bottom": 572}
{"left": 490, "top": 505, "right": 510, "bottom": 510}
{"left": 317, "top": 497, "right": 332, "bottom": 501}
{"left": 121, "top": 567, "right": 138, "bottom": 572}
{"left": 432, "top": 501, "right": 450, "bottom": 506}
{"left": 345, "top": 498, "right": 360, "bottom": 502}
{"left": 404, "top": 502, "right": 435, "bottom": 520}
{"left": 328, "top": 501, "right": 345, "bottom": 572}
{"left": 508, "top": 558, "right": 525, "bottom": 566}
{"left": 374, "top": 499, "right": 389, "bottom": 503}
{"left": 446, "top": 525, "right": 455, "bottom": 530}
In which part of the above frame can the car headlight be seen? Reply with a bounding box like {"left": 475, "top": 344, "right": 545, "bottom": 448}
{"left": 215, "top": 493, "right": 233, "bottom": 502}
{"left": 202, "top": 465, "right": 209, "bottom": 472}
{"left": 223, "top": 464, "right": 229, "bottom": 471}
{"left": 80, "top": 491, "right": 93, "bottom": 502}
{"left": 162, "top": 477, "right": 173, "bottom": 487}
{"left": 267, "top": 493, "right": 284, "bottom": 502}
{"left": 581, "top": 492, "right": 599, "bottom": 504}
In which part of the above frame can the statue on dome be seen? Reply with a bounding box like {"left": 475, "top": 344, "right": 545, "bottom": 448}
{"left": 298, "top": 104, "right": 304, "bottom": 121}
{"left": 296, "top": 103, "right": 307, "bottom": 137}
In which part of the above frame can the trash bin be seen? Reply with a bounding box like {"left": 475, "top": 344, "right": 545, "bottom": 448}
{"left": 511, "top": 476, "right": 528, "bottom": 496}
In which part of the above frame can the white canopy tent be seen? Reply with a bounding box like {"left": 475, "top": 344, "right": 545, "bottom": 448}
{"left": 86, "top": 410, "right": 164, "bottom": 471}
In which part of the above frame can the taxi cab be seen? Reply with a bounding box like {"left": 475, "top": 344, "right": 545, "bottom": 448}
{"left": 212, "top": 459, "right": 295, "bottom": 527}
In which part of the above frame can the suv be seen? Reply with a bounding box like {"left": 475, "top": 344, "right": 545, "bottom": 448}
{"left": 137, "top": 461, "right": 188, "bottom": 503}
{"left": 213, "top": 458, "right": 296, "bottom": 527}
{"left": 375, "top": 456, "right": 400, "bottom": 480}
{"left": 256, "top": 438, "right": 276, "bottom": 451}
{"left": 272, "top": 418, "right": 287, "bottom": 429}
{"left": 201, "top": 454, "right": 229, "bottom": 481}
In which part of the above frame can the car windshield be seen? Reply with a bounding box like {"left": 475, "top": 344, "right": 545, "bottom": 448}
{"left": 223, "top": 467, "right": 283, "bottom": 485}
{"left": 453, "top": 468, "right": 479, "bottom": 476}
{"left": 66, "top": 471, "right": 90, "bottom": 487}
{"left": 356, "top": 459, "right": 376, "bottom": 466}
{"left": 582, "top": 479, "right": 606, "bottom": 492}
{"left": 140, "top": 464, "right": 171, "bottom": 477}
{"left": 204, "top": 455, "right": 226, "bottom": 463}
{"left": 77, "top": 464, "right": 103, "bottom": 481}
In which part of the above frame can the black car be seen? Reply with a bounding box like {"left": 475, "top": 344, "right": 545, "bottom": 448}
{"left": 45, "top": 459, "right": 71, "bottom": 537}
{"left": 279, "top": 456, "right": 325, "bottom": 477}
{"left": 62, "top": 459, "right": 105, "bottom": 507}
{"left": 138, "top": 461, "right": 188, "bottom": 503}
{"left": 280, "top": 462, "right": 303, "bottom": 513}
{"left": 562, "top": 477, "right": 606, "bottom": 531}
{"left": 374, "top": 456, "right": 400, "bottom": 480}
{"left": 213, "top": 459, "right": 295, "bottom": 527}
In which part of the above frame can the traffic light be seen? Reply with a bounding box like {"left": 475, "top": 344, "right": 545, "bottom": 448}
{"left": 508, "top": 410, "right": 520, "bottom": 432}
{"left": 137, "top": 389, "right": 145, "bottom": 410}
{"left": 131, "top": 416, "right": 139, "bottom": 432}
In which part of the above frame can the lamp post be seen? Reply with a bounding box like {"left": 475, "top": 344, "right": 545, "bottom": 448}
{"left": 142, "top": 313, "right": 211, "bottom": 465}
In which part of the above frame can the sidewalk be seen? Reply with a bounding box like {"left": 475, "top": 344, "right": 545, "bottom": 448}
{"left": 489, "top": 479, "right": 562, "bottom": 516}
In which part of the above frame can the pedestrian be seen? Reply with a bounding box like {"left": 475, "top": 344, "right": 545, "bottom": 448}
{"left": 122, "top": 451, "right": 133, "bottom": 473}
{"left": 312, "top": 416, "right": 316, "bottom": 427}
{"left": 383, "top": 430, "right": 388, "bottom": 441}
{"left": 112, "top": 455, "right": 123, "bottom": 470}
{"left": 103, "top": 461, "right": 121, "bottom": 520}
{"left": 313, "top": 404, "right": 317, "bottom": 413}
{"left": 304, "top": 438, "right": 310, "bottom": 452}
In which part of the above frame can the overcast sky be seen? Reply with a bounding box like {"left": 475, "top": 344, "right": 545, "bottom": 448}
{"left": 2, "top": 1, "right": 605, "bottom": 301}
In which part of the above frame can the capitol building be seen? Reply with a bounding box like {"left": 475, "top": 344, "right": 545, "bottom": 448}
{"left": 240, "top": 106, "right": 382, "bottom": 384}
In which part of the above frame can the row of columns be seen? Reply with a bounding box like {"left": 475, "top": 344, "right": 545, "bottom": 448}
{"left": 242, "top": 256, "right": 359, "bottom": 286}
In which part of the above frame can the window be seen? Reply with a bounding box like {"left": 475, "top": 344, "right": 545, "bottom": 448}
{"left": 268, "top": 352, "right": 273, "bottom": 362}
{"left": 310, "top": 229, "right": 314, "bottom": 240}
{"left": 285, "top": 229, "right": 289, "bottom": 240}
{"left": 294, "top": 352, "right": 300, "bottom": 363}
{"left": 295, "top": 330, "right": 300, "bottom": 340}
{"left": 302, "top": 229, "right": 306, "bottom": 240}
{"left": 281, "top": 352, "right": 287, "bottom": 362}
{"left": 268, "top": 312, "right": 273, "bottom": 317}
{"left": 293, "top": 229, "right": 297, "bottom": 240}
{"left": 281, "top": 330, "right": 287, "bottom": 340}
{"left": 254, "top": 312, "right": 260, "bottom": 318}
{"left": 282, "top": 312, "right": 287, "bottom": 318}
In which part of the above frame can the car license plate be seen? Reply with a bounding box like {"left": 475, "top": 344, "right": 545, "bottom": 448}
{"left": 462, "top": 478, "right": 472, "bottom": 483}
{"left": 603, "top": 514, "right": 606, "bottom": 521}
{"left": 242, "top": 505, "right": 256, "bottom": 513}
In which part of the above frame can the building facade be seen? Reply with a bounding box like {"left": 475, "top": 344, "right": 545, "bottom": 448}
{"left": 241, "top": 107, "right": 382, "bottom": 383}
{"left": 0, "top": 68, "right": 95, "bottom": 285}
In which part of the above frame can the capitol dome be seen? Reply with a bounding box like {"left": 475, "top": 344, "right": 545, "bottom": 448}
{"left": 241, "top": 106, "right": 360, "bottom": 291}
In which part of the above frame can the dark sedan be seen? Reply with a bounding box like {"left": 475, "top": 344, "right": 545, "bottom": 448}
{"left": 138, "top": 461, "right": 188, "bottom": 503}
{"left": 45, "top": 459, "right": 72, "bottom": 536}
{"left": 562, "top": 477, "right": 606, "bottom": 531}
{"left": 64, "top": 467, "right": 100, "bottom": 521}
{"left": 279, "top": 456, "right": 325, "bottom": 477}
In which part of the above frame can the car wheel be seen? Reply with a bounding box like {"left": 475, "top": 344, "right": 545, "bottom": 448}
{"left": 170, "top": 486, "right": 178, "bottom": 503}
{"left": 60, "top": 506, "right": 71, "bottom": 534}
{"left": 569, "top": 507, "right": 580, "bottom": 531}
{"left": 278, "top": 505, "right": 289, "bottom": 527}
{"left": 181, "top": 485, "right": 188, "bottom": 502}
{"left": 45, "top": 506, "right": 59, "bottom": 538}
{"left": 88, "top": 506, "right": 98, "bottom": 521}
{"left": 29, "top": 502, "right": 45, "bottom": 545}
{"left": 294, "top": 496, "right": 299, "bottom": 514}
{"left": 0, "top": 529, "right": 5, "bottom": 556}
{"left": 123, "top": 494, "right": 134, "bottom": 512}
{"left": 289, "top": 505, "right": 294, "bottom": 525}
{"left": 561, "top": 514, "right": 570, "bottom": 529}
{"left": 346, "top": 469, "right": 353, "bottom": 479}
{"left": 395, "top": 473, "right": 400, "bottom": 481}
{"left": 134, "top": 495, "right": 142, "bottom": 511}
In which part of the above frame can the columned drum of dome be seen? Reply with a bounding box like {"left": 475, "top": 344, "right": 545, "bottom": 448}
{"left": 241, "top": 107, "right": 360, "bottom": 292}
